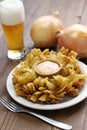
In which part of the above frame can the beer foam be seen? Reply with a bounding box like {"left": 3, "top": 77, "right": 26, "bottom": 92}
{"left": 0, "top": 0, "right": 25, "bottom": 25}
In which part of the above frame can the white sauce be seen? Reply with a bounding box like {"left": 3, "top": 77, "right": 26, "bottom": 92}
{"left": 35, "top": 60, "right": 60, "bottom": 75}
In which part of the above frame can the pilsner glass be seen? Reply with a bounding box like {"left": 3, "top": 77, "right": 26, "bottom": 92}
{"left": 0, "top": 0, "right": 26, "bottom": 60}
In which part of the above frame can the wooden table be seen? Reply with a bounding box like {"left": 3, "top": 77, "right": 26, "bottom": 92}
{"left": 0, "top": 0, "right": 87, "bottom": 130}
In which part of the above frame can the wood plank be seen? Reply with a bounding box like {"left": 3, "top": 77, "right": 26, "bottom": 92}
{"left": 55, "top": 101, "right": 87, "bottom": 130}
{"left": 79, "top": 1, "right": 87, "bottom": 129}
{"left": 79, "top": 0, "right": 87, "bottom": 25}
{"left": 1, "top": 112, "right": 52, "bottom": 130}
{"left": 0, "top": 0, "right": 87, "bottom": 130}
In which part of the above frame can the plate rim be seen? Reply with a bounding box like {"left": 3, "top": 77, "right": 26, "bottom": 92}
{"left": 6, "top": 61, "right": 87, "bottom": 110}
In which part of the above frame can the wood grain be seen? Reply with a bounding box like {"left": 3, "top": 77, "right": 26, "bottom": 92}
{"left": 0, "top": 0, "right": 87, "bottom": 130}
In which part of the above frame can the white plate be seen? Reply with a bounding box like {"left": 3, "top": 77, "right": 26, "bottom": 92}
{"left": 6, "top": 61, "right": 87, "bottom": 110}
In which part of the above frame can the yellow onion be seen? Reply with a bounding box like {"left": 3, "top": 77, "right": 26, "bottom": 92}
{"left": 30, "top": 11, "right": 64, "bottom": 48}
{"left": 56, "top": 24, "right": 87, "bottom": 58}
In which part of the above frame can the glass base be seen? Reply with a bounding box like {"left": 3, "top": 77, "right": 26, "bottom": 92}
{"left": 8, "top": 49, "right": 26, "bottom": 60}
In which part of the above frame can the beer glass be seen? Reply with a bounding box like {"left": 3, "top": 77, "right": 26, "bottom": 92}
{"left": 0, "top": 0, "right": 26, "bottom": 60}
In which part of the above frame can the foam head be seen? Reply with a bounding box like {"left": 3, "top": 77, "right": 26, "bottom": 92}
{"left": 0, "top": 0, "right": 25, "bottom": 25}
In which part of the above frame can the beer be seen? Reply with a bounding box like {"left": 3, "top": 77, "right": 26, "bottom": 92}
{"left": 2, "top": 22, "right": 24, "bottom": 50}
{"left": 0, "top": 0, "right": 25, "bottom": 59}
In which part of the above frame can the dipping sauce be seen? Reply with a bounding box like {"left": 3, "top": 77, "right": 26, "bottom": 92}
{"left": 34, "top": 60, "right": 61, "bottom": 76}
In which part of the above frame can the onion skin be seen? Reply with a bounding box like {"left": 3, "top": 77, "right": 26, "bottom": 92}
{"left": 30, "top": 12, "right": 64, "bottom": 48}
{"left": 56, "top": 24, "right": 87, "bottom": 58}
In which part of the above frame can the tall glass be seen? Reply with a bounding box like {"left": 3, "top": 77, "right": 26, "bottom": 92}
{"left": 0, "top": 0, "right": 26, "bottom": 60}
